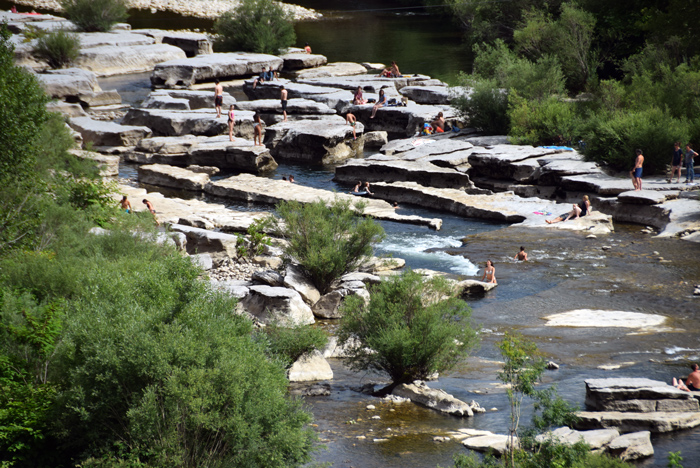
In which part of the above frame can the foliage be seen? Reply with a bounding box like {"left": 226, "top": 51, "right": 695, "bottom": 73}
{"left": 274, "top": 197, "right": 384, "bottom": 294}
{"left": 59, "top": 0, "right": 128, "bottom": 32}
{"left": 338, "top": 269, "right": 478, "bottom": 393}
{"left": 453, "top": 76, "right": 509, "bottom": 134}
{"left": 236, "top": 217, "right": 272, "bottom": 258}
{"left": 508, "top": 93, "right": 580, "bottom": 146}
{"left": 214, "top": 0, "right": 296, "bottom": 54}
{"left": 33, "top": 29, "right": 80, "bottom": 69}
{"left": 667, "top": 451, "right": 684, "bottom": 468}
{"left": 261, "top": 323, "right": 328, "bottom": 368}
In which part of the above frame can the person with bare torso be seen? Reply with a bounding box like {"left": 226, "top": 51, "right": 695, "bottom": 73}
{"left": 630, "top": 149, "right": 644, "bottom": 191}
{"left": 280, "top": 86, "right": 288, "bottom": 122}
{"left": 674, "top": 363, "right": 700, "bottom": 392}
{"left": 514, "top": 246, "right": 528, "bottom": 261}
{"left": 119, "top": 195, "right": 131, "bottom": 213}
{"left": 214, "top": 80, "right": 224, "bottom": 118}
{"left": 481, "top": 260, "right": 497, "bottom": 284}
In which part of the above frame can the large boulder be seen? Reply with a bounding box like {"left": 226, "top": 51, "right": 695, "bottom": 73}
{"left": 584, "top": 378, "right": 699, "bottom": 412}
{"left": 131, "top": 29, "right": 213, "bottom": 56}
{"left": 122, "top": 108, "right": 257, "bottom": 139}
{"left": 289, "top": 62, "right": 367, "bottom": 79}
{"left": 243, "top": 80, "right": 354, "bottom": 113}
{"left": 68, "top": 117, "right": 151, "bottom": 146}
{"left": 392, "top": 380, "right": 474, "bottom": 417}
{"left": 240, "top": 285, "right": 314, "bottom": 326}
{"left": 170, "top": 223, "right": 239, "bottom": 257}
{"left": 36, "top": 68, "right": 100, "bottom": 98}
{"left": 312, "top": 290, "right": 344, "bottom": 319}
{"left": 264, "top": 118, "right": 361, "bottom": 163}
{"left": 76, "top": 44, "right": 187, "bottom": 77}
{"left": 347, "top": 102, "right": 454, "bottom": 138}
{"left": 151, "top": 52, "right": 283, "bottom": 87}
{"left": 279, "top": 53, "right": 327, "bottom": 70}
{"left": 536, "top": 427, "right": 620, "bottom": 450}
{"left": 235, "top": 98, "right": 335, "bottom": 116}
{"left": 137, "top": 164, "right": 210, "bottom": 191}
{"left": 462, "top": 433, "right": 517, "bottom": 456}
{"left": 606, "top": 431, "right": 654, "bottom": 461}
{"left": 399, "top": 85, "right": 450, "bottom": 104}
{"left": 144, "top": 89, "right": 236, "bottom": 110}
{"left": 334, "top": 158, "right": 473, "bottom": 190}
{"left": 283, "top": 265, "right": 321, "bottom": 305}
{"left": 287, "top": 350, "right": 333, "bottom": 382}
{"left": 575, "top": 411, "right": 700, "bottom": 433}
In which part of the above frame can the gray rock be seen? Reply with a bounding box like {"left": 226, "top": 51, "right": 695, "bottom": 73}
{"left": 575, "top": 411, "right": 700, "bottom": 433}
{"left": 334, "top": 158, "right": 473, "bottom": 190}
{"left": 536, "top": 427, "right": 619, "bottom": 449}
{"left": 186, "top": 138, "right": 278, "bottom": 173}
{"left": 251, "top": 256, "right": 283, "bottom": 269}
{"left": 70, "top": 149, "right": 119, "bottom": 177}
{"left": 36, "top": 68, "right": 100, "bottom": 98}
{"left": 454, "top": 280, "right": 498, "bottom": 296}
{"left": 252, "top": 270, "right": 285, "bottom": 287}
{"left": 187, "top": 165, "right": 219, "bottom": 175}
{"left": 46, "top": 101, "right": 88, "bottom": 117}
{"left": 340, "top": 280, "right": 366, "bottom": 290}
{"left": 289, "top": 62, "right": 367, "bottom": 79}
{"left": 141, "top": 94, "right": 191, "bottom": 110}
{"left": 561, "top": 173, "right": 633, "bottom": 196}
{"left": 76, "top": 32, "right": 155, "bottom": 49}
{"left": 210, "top": 279, "right": 250, "bottom": 299}
{"left": 284, "top": 265, "right": 321, "bottom": 305}
{"left": 606, "top": 431, "right": 654, "bottom": 460}
{"left": 76, "top": 43, "right": 187, "bottom": 77}
{"left": 392, "top": 380, "right": 474, "bottom": 417}
{"left": 348, "top": 102, "right": 456, "bottom": 138}
{"left": 363, "top": 131, "right": 388, "bottom": 149}
{"left": 243, "top": 80, "right": 354, "bottom": 113}
{"left": 77, "top": 90, "right": 122, "bottom": 107}
{"left": 68, "top": 117, "right": 151, "bottom": 146}
{"left": 462, "top": 434, "right": 517, "bottom": 455}
{"left": 264, "top": 118, "right": 361, "bottom": 163}
{"left": 399, "top": 85, "right": 450, "bottom": 104}
{"left": 288, "top": 350, "right": 333, "bottom": 382}
{"left": 151, "top": 52, "right": 283, "bottom": 88}
{"left": 138, "top": 164, "right": 210, "bottom": 191}
{"left": 312, "top": 291, "right": 345, "bottom": 319}
{"left": 190, "top": 253, "right": 213, "bottom": 270}
{"left": 240, "top": 285, "right": 315, "bottom": 326}
{"left": 169, "top": 224, "right": 239, "bottom": 257}
{"left": 298, "top": 74, "right": 436, "bottom": 92}
{"left": 617, "top": 190, "right": 668, "bottom": 205}
{"left": 235, "top": 98, "right": 335, "bottom": 115}
{"left": 147, "top": 89, "right": 236, "bottom": 110}
{"left": 290, "top": 382, "right": 332, "bottom": 396}
{"left": 585, "top": 378, "right": 697, "bottom": 411}
{"left": 546, "top": 361, "right": 560, "bottom": 370}
{"left": 340, "top": 272, "right": 381, "bottom": 284}
{"left": 131, "top": 29, "right": 213, "bottom": 56}
{"left": 122, "top": 108, "right": 234, "bottom": 137}
{"left": 279, "top": 53, "right": 327, "bottom": 70}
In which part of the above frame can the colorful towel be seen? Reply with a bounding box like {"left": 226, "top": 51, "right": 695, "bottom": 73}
{"left": 533, "top": 211, "right": 552, "bottom": 216}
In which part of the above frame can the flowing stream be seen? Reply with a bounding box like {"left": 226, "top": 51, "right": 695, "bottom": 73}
{"left": 9, "top": 0, "right": 700, "bottom": 463}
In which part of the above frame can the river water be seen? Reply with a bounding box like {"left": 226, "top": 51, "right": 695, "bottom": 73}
{"left": 10, "top": 0, "right": 700, "bottom": 464}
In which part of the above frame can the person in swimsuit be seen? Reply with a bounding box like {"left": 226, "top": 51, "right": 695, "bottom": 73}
{"left": 370, "top": 88, "right": 387, "bottom": 119}
{"left": 142, "top": 199, "right": 159, "bottom": 226}
{"left": 352, "top": 181, "right": 362, "bottom": 193}
{"left": 431, "top": 112, "right": 445, "bottom": 133}
{"left": 363, "top": 182, "right": 373, "bottom": 195}
{"left": 253, "top": 113, "right": 263, "bottom": 146}
{"left": 304, "top": 42, "right": 311, "bottom": 54}
{"left": 674, "top": 363, "right": 700, "bottom": 392}
{"left": 214, "top": 80, "right": 224, "bottom": 118}
{"left": 684, "top": 143, "right": 698, "bottom": 183}
{"left": 289, "top": 175, "right": 295, "bottom": 183}
{"left": 546, "top": 195, "right": 591, "bottom": 224}
{"left": 119, "top": 195, "right": 131, "bottom": 213}
{"left": 481, "top": 260, "right": 496, "bottom": 284}
{"left": 514, "top": 246, "right": 528, "bottom": 261}
{"left": 227, "top": 105, "right": 235, "bottom": 141}
{"left": 353, "top": 86, "right": 366, "bottom": 105}
{"left": 630, "top": 149, "right": 644, "bottom": 190}
{"left": 280, "top": 86, "right": 288, "bottom": 122}
{"left": 670, "top": 141, "right": 683, "bottom": 183}
{"left": 346, "top": 112, "right": 357, "bottom": 140}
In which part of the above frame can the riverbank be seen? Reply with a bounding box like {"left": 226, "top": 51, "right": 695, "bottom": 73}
{"left": 9, "top": 0, "right": 320, "bottom": 20}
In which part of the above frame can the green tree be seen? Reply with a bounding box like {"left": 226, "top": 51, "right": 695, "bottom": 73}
{"left": 452, "top": 76, "right": 510, "bottom": 134}
{"left": 214, "top": 0, "right": 296, "bottom": 54}
{"left": 274, "top": 197, "right": 385, "bottom": 294}
{"left": 338, "top": 269, "right": 478, "bottom": 394}
{"left": 33, "top": 29, "right": 80, "bottom": 69}
{"left": 59, "top": 0, "right": 128, "bottom": 32}
{"left": 261, "top": 323, "right": 328, "bottom": 368}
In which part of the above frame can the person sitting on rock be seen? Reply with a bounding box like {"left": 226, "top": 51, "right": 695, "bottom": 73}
{"left": 363, "top": 182, "right": 373, "bottom": 195}
{"left": 674, "top": 363, "right": 700, "bottom": 391}
{"left": 352, "top": 181, "right": 362, "bottom": 193}
{"left": 252, "top": 67, "right": 274, "bottom": 90}
{"left": 431, "top": 112, "right": 445, "bottom": 133}
{"left": 481, "top": 259, "right": 496, "bottom": 284}
{"left": 353, "top": 86, "right": 366, "bottom": 105}
{"left": 370, "top": 88, "right": 387, "bottom": 119}
{"left": 380, "top": 61, "right": 401, "bottom": 78}
{"left": 546, "top": 195, "right": 590, "bottom": 224}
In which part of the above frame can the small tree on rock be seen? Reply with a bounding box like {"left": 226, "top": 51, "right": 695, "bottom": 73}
{"left": 33, "top": 29, "right": 80, "bottom": 70}
{"left": 215, "top": 0, "right": 296, "bottom": 54}
{"left": 59, "top": 0, "right": 128, "bottom": 33}
{"left": 338, "top": 269, "right": 479, "bottom": 395}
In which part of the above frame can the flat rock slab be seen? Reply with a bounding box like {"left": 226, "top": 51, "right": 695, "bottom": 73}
{"left": 279, "top": 53, "right": 327, "bottom": 70}
{"left": 75, "top": 32, "right": 155, "bottom": 49}
{"left": 170, "top": 224, "right": 239, "bottom": 257}
{"left": 348, "top": 103, "right": 455, "bottom": 138}
{"left": 68, "top": 117, "right": 151, "bottom": 146}
{"left": 544, "top": 310, "right": 667, "bottom": 330}
{"left": 205, "top": 173, "right": 442, "bottom": 230}
{"left": 240, "top": 285, "right": 314, "bottom": 327}
{"left": 76, "top": 44, "right": 187, "bottom": 77}
{"left": 462, "top": 434, "right": 517, "bottom": 455}
{"left": 132, "top": 29, "right": 212, "bottom": 56}
{"left": 561, "top": 173, "right": 634, "bottom": 196}
{"left": 243, "top": 80, "right": 354, "bottom": 112}
{"left": 264, "top": 119, "right": 361, "bottom": 163}
{"left": 575, "top": 411, "right": 700, "bottom": 433}
{"left": 393, "top": 381, "right": 474, "bottom": 417}
{"left": 138, "top": 164, "right": 210, "bottom": 191}
{"left": 298, "top": 74, "right": 435, "bottom": 91}
{"left": 143, "top": 89, "right": 236, "bottom": 110}
{"left": 288, "top": 350, "right": 333, "bottom": 382}
{"left": 455, "top": 280, "right": 497, "bottom": 297}
{"left": 122, "top": 108, "right": 257, "bottom": 139}
{"left": 399, "top": 85, "right": 450, "bottom": 104}
{"left": 584, "top": 378, "right": 697, "bottom": 410}
{"left": 152, "top": 52, "right": 283, "bottom": 87}
{"left": 235, "top": 98, "right": 335, "bottom": 115}
{"left": 36, "top": 68, "right": 101, "bottom": 98}
{"left": 607, "top": 431, "right": 654, "bottom": 460}
{"left": 618, "top": 190, "right": 668, "bottom": 205}
{"left": 289, "top": 62, "right": 367, "bottom": 79}
{"left": 536, "top": 427, "right": 620, "bottom": 449}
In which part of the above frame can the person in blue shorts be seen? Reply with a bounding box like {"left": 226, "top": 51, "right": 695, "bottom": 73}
{"left": 630, "top": 149, "right": 644, "bottom": 191}
{"left": 670, "top": 141, "right": 683, "bottom": 183}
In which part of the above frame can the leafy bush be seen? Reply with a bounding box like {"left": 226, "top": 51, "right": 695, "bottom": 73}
{"left": 59, "top": 0, "right": 128, "bottom": 32}
{"left": 214, "top": 0, "right": 296, "bottom": 54}
{"left": 338, "top": 269, "right": 478, "bottom": 394}
{"left": 236, "top": 217, "right": 272, "bottom": 257}
{"left": 508, "top": 92, "right": 581, "bottom": 146}
{"left": 261, "top": 323, "right": 328, "bottom": 368}
{"left": 453, "top": 76, "right": 509, "bottom": 134}
{"left": 581, "top": 107, "right": 690, "bottom": 173}
{"left": 33, "top": 29, "right": 80, "bottom": 69}
{"left": 275, "top": 197, "right": 385, "bottom": 294}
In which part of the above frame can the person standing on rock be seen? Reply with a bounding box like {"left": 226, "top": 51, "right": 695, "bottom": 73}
{"left": 227, "top": 105, "right": 235, "bottom": 141}
{"left": 280, "top": 86, "right": 288, "bottom": 122}
{"left": 253, "top": 113, "right": 263, "bottom": 146}
{"left": 630, "top": 149, "right": 644, "bottom": 190}
{"left": 670, "top": 141, "right": 683, "bottom": 183}
{"left": 481, "top": 260, "right": 496, "bottom": 284}
{"left": 684, "top": 143, "right": 698, "bottom": 184}
{"left": 674, "top": 363, "right": 700, "bottom": 391}
{"left": 214, "top": 80, "right": 224, "bottom": 118}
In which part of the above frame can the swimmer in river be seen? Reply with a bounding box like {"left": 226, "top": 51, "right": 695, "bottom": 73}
{"left": 481, "top": 259, "right": 496, "bottom": 284}
{"left": 514, "top": 246, "right": 528, "bottom": 261}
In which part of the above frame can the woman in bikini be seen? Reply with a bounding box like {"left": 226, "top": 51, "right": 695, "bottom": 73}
{"left": 227, "top": 105, "right": 235, "bottom": 141}
{"left": 481, "top": 260, "right": 496, "bottom": 284}
{"left": 253, "top": 113, "right": 263, "bottom": 146}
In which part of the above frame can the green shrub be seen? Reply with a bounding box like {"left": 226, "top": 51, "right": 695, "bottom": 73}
{"left": 508, "top": 92, "right": 581, "bottom": 146}
{"left": 581, "top": 107, "right": 690, "bottom": 173}
{"left": 338, "top": 269, "right": 478, "bottom": 394}
{"left": 453, "top": 76, "right": 509, "bottom": 134}
{"left": 33, "top": 29, "right": 80, "bottom": 69}
{"left": 236, "top": 217, "right": 272, "bottom": 257}
{"left": 59, "top": 0, "right": 128, "bottom": 32}
{"left": 214, "top": 0, "right": 296, "bottom": 54}
{"left": 261, "top": 323, "right": 328, "bottom": 368}
{"left": 274, "top": 197, "right": 384, "bottom": 294}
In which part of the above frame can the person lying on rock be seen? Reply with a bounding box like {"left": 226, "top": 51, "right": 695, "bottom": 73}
{"left": 674, "top": 363, "right": 700, "bottom": 391}
{"left": 546, "top": 195, "right": 590, "bottom": 224}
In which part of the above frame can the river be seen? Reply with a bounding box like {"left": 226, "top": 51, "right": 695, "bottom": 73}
{"left": 10, "top": 0, "right": 700, "bottom": 464}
